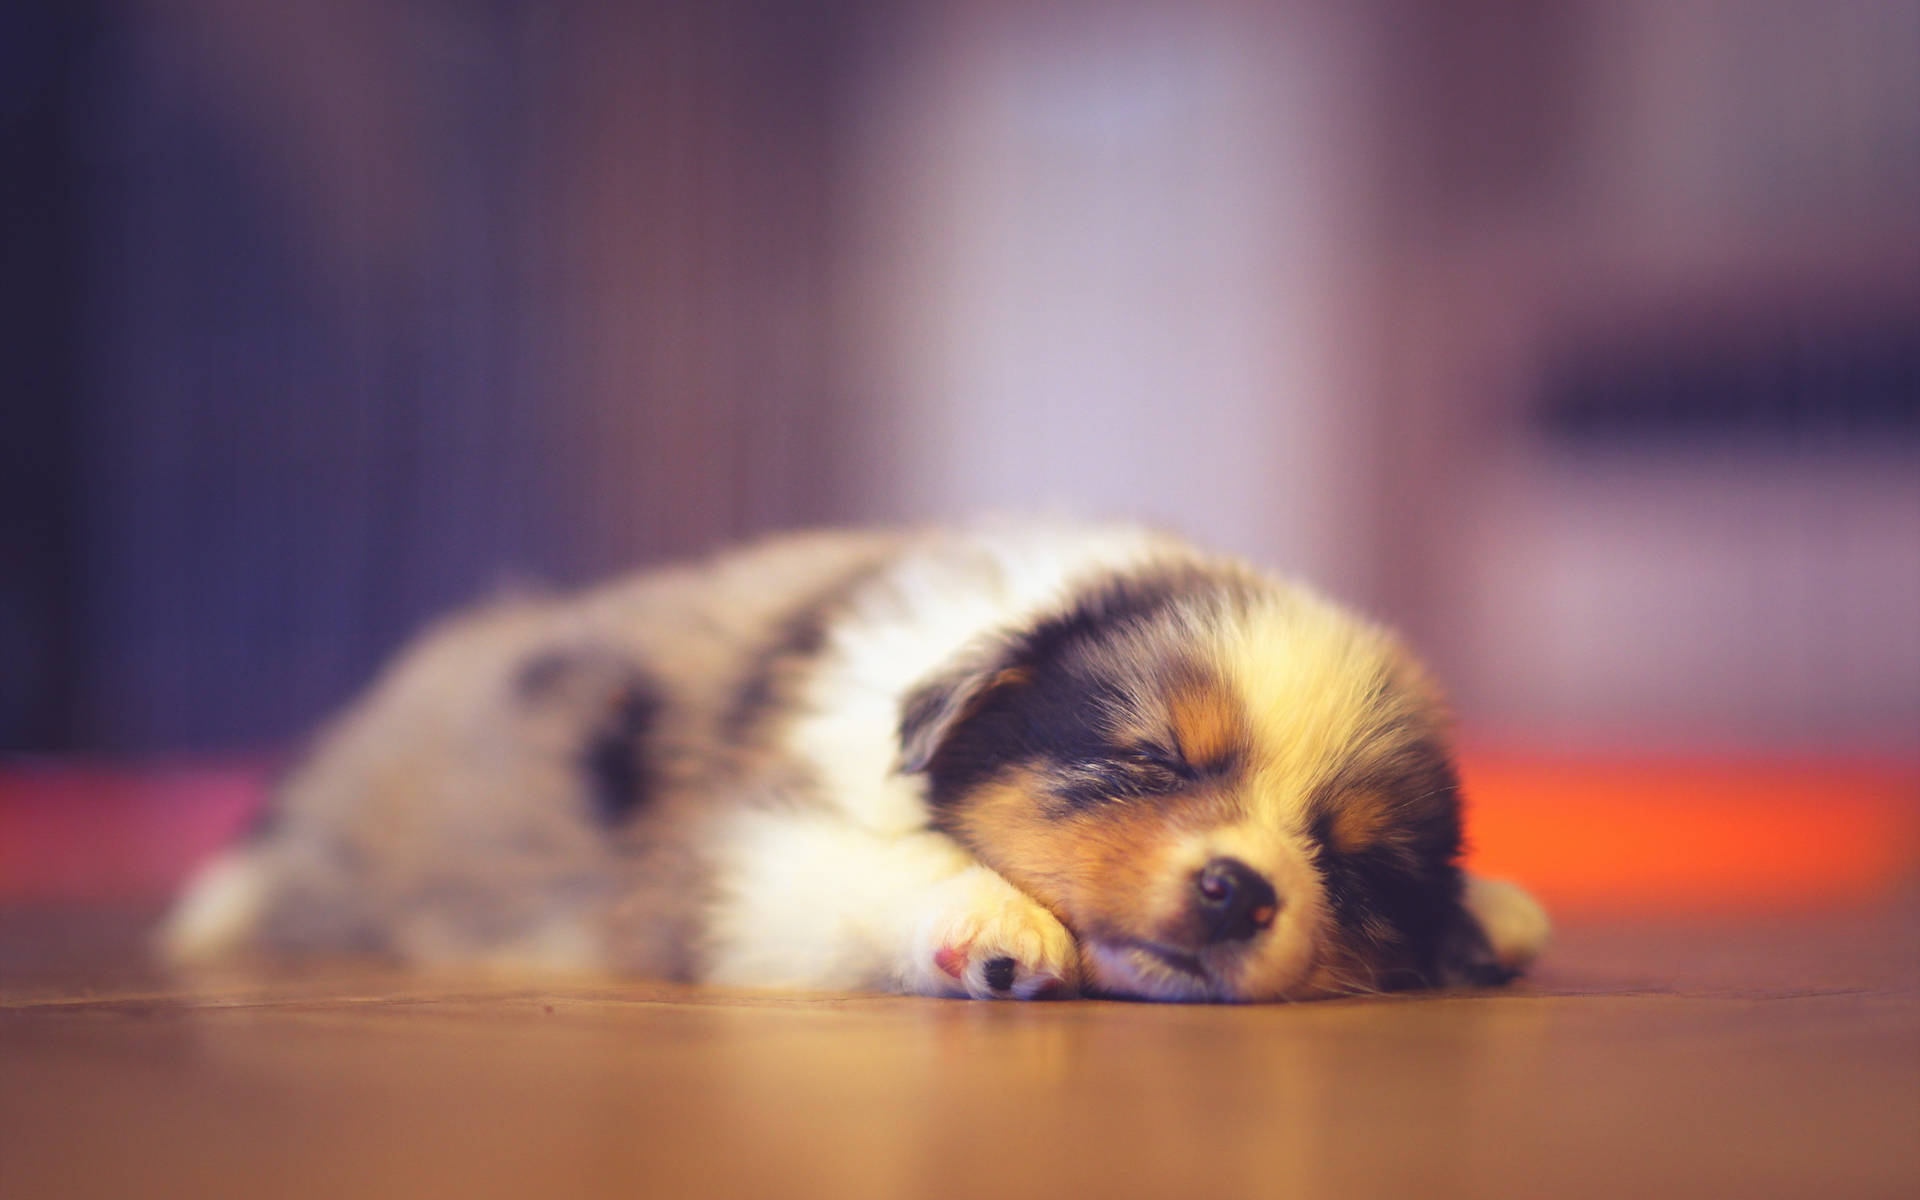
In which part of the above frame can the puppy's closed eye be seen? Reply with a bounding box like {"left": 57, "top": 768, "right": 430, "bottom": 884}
{"left": 1120, "top": 744, "right": 1190, "bottom": 775}
{"left": 1051, "top": 745, "right": 1195, "bottom": 807}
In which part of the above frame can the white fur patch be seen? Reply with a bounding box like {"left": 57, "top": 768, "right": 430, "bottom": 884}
{"left": 703, "top": 809, "right": 977, "bottom": 990}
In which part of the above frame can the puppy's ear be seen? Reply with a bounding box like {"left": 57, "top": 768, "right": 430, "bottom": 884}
{"left": 895, "top": 643, "right": 1031, "bottom": 774}
{"left": 1434, "top": 875, "right": 1551, "bottom": 987}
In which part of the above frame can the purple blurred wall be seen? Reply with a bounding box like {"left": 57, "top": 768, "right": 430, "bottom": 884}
{"left": 3, "top": 0, "right": 1915, "bottom": 753}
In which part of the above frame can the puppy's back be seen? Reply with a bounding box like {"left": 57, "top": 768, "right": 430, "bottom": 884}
{"left": 160, "top": 528, "right": 901, "bottom": 972}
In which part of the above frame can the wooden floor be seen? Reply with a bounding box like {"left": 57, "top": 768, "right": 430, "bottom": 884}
{"left": 4, "top": 901, "right": 1918, "bottom": 1200}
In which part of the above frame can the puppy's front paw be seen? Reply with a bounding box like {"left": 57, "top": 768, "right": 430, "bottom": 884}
{"left": 906, "top": 866, "right": 1079, "bottom": 1000}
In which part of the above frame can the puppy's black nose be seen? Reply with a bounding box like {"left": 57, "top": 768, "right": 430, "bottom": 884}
{"left": 1195, "top": 858, "right": 1279, "bottom": 944}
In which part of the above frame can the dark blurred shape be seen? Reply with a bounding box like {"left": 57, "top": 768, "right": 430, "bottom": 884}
{"left": 1539, "top": 317, "right": 1920, "bottom": 445}
{"left": 6, "top": 1, "right": 862, "bottom": 752}
{"left": 1369, "top": 0, "right": 1920, "bottom": 754}
{"left": 0, "top": 2, "right": 97, "bottom": 752}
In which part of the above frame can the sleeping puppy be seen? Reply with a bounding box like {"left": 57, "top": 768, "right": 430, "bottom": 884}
{"left": 163, "top": 521, "right": 1548, "bottom": 1001}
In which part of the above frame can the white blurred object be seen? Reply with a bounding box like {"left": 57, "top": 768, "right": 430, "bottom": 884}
{"left": 838, "top": 3, "right": 1381, "bottom": 598}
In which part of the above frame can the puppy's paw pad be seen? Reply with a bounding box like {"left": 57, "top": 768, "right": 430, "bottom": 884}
{"left": 912, "top": 868, "right": 1079, "bottom": 1000}
{"left": 982, "top": 956, "right": 1017, "bottom": 993}
{"left": 934, "top": 943, "right": 971, "bottom": 980}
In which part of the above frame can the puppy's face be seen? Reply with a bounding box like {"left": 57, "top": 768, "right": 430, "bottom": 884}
{"left": 901, "top": 566, "right": 1521, "bottom": 1001}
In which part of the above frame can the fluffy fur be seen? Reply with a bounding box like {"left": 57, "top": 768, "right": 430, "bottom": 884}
{"left": 162, "top": 521, "right": 1549, "bottom": 1001}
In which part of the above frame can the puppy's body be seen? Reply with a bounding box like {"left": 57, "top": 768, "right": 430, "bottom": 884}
{"left": 166, "top": 522, "right": 1547, "bottom": 1001}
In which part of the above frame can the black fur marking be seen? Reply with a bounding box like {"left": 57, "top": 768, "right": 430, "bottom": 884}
{"left": 513, "top": 645, "right": 663, "bottom": 827}
{"left": 1306, "top": 744, "right": 1470, "bottom": 985}
{"left": 919, "top": 668, "right": 1131, "bottom": 815}
{"left": 983, "top": 956, "right": 1018, "bottom": 992}
{"left": 1006, "top": 566, "right": 1252, "bottom": 680}
{"left": 583, "top": 679, "right": 662, "bottom": 826}
{"left": 722, "top": 560, "right": 889, "bottom": 741}
{"left": 911, "top": 566, "right": 1254, "bottom": 815}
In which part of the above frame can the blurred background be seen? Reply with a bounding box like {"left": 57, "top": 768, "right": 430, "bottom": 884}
{"left": 3, "top": 0, "right": 1917, "bottom": 764}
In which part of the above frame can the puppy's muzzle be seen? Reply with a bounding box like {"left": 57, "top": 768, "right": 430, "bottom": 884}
{"left": 1195, "top": 857, "right": 1279, "bottom": 945}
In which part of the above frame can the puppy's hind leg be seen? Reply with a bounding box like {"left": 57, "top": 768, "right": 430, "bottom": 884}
{"left": 702, "top": 811, "right": 1080, "bottom": 999}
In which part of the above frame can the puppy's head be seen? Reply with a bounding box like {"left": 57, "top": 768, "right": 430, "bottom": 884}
{"left": 898, "top": 561, "right": 1547, "bottom": 1001}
